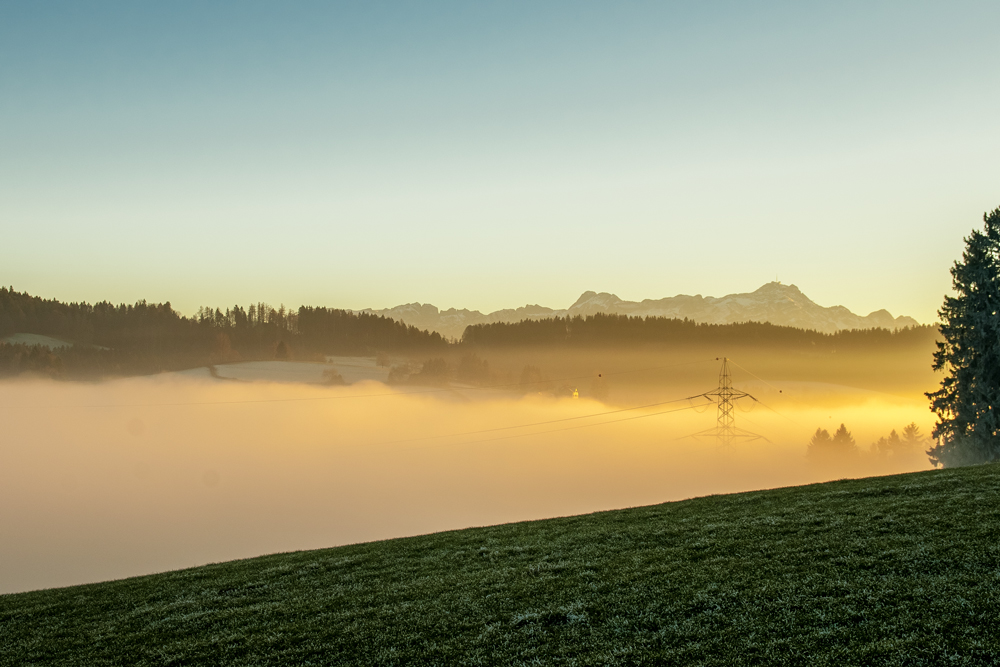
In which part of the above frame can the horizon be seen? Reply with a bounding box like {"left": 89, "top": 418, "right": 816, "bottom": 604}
{"left": 356, "top": 280, "right": 927, "bottom": 322}
{"left": 3, "top": 280, "right": 930, "bottom": 326}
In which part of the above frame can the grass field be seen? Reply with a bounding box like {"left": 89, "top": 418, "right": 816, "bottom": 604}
{"left": 2, "top": 464, "right": 999, "bottom": 666}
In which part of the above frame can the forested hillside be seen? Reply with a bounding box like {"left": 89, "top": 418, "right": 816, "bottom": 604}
{"left": 461, "top": 312, "right": 937, "bottom": 350}
{"left": 0, "top": 288, "right": 446, "bottom": 379}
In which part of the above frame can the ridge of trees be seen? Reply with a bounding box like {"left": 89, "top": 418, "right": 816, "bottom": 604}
{"left": 808, "top": 422, "right": 930, "bottom": 464}
{"left": 0, "top": 288, "right": 445, "bottom": 379}
{"left": 460, "top": 312, "right": 937, "bottom": 349}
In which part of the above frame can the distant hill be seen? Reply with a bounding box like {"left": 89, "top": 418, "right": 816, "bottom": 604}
{"left": 460, "top": 312, "right": 936, "bottom": 349}
{"left": 361, "top": 282, "right": 920, "bottom": 339}
{"left": 0, "top": 288, "right": 446, "bottom": 379}
{"left": 3, "top": 465, "right": 998, "bottom": 665}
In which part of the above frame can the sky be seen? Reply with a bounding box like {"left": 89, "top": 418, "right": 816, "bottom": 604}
{"left": 2, "top": 1, "right": 999, "bottom": 323}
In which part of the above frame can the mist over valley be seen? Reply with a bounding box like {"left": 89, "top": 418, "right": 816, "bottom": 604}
{"left": 0, "top": 284, "right": 938, "bottom": 594}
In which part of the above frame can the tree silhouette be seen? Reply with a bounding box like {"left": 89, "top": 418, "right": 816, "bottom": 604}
{"left": 807, "top": 428, "right": 832, "bottom": 458}
{"left": 808, "top": 424, "right": 857, "bottom": 461}
{"left": 832, "top": 424, "right": 856, "bottom": 451}
{"left": 872, "top": 422, "right": 928, "bottom": 459}
{"left": 872, "top": 429, "right": 903, "bottom": 457}
{"left": 461, "top": 312, "right": 935, "bottom": 350}
{"left": 927, "top": 206, "right": 1000, "bottom": 466}
{"left": 409, "top": 358, "right": 450, "bottom": 385}
{"left": 901, "top": 422, "right": 925, "bottom": 446}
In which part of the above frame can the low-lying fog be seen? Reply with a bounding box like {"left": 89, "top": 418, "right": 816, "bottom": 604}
{"left": 0, "top": 368, "right": 933, "bottom": 595}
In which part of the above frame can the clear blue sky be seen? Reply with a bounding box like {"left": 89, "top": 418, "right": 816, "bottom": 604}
{"left": 2, "top": 1, "right": 998, "bottom": 322}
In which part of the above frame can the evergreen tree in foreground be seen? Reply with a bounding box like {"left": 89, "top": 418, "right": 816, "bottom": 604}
{"left": 927, "top": 206, "right": 1000, "bottom": 466}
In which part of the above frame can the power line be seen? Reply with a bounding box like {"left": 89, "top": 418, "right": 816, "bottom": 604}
{"left": 748, "top": 396, "right": 800, "bottom": 426}
{"left": 726, "top": 358, "right": 784, "bottom": 395}
{"left": 0, "top": 358, "right": 717, "bottom": 410}
{"left": 726, "top": 358, "right": 801, "bottom": 426}
{"left": 211, "top": 356, "right": 714, "bottom": 386}
{"left": 374, "top": 393, "right": 714, "bottom": 446}
{"left": 401, "top": 358, "right": 795, "bottom": 451}
{"left": 2, "top": 354, "right": 797, "bottom": 454}
{"left": 2, "top": 353, "right": 794, "bottom": 454}
{"left": 411, "top": 401, "right": 710, "bottom": 451}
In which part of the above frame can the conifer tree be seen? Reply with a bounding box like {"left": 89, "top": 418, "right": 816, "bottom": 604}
{"left": 872, "top": 429, "right": 902, "bottom": 457}
{"left": 807, "top": 424, "right": 857, "bottom": 461}
{"left": 927, "top": 207, "right": 1000, "bottom": 466}
{"left": 901, "top": 422, "right": 925, "bottom": 447}
{"left": 831, "top": 423, "right": 856, "bottom": 451}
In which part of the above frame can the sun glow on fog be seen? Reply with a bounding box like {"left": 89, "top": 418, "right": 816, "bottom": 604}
{"left": 0, "top": 374, "right": 933, "bottom": 594}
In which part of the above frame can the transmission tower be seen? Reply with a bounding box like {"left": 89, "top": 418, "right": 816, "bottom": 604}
{"left": 690, "top": 357, "right": 768, "bottom": 446}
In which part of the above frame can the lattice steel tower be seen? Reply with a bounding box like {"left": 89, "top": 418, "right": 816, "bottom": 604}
{"left": 692, "top": 357, "right": 767, "bottom": 446}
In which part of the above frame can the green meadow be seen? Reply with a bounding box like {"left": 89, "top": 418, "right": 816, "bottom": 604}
{"left": 3, "top": 464, "right": 999, "bottom": 666}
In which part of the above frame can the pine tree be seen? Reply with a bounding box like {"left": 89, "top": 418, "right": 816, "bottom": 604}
{"left": 927, "top": 207, "right": 1000, "bottom": 466}
{"left": 810, "top": 427, "right": 832, "bottom": 448}
{"left": 831, "top": 423, "right": 856, "bottom": 450}
{"left": 901, "top": 422, "right": 925, "bottom": 447}
{"left": 807, "top": 424, "right": 857, "bottom": 461}
{"left": 872, "top": 429, "right": 903, "bottom": 457}
{"left": 807, "top": 427, "right": 833, "bottom": 459}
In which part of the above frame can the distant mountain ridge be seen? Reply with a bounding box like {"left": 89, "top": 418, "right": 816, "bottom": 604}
{"left": 359, "top": 282, "right": 921, "bottom": 340}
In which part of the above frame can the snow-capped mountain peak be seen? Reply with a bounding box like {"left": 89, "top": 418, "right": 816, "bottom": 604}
{"left": 359, "top": 283, "right": 920, "bottom": 340}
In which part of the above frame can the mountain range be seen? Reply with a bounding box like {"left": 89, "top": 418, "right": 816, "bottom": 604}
{"left": 359, "top": 282, "right": 921, "bottom": 340}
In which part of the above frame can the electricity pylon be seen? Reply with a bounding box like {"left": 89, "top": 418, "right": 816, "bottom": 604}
{"left": 690, "top": 357, "right": 768, "bottom": 446}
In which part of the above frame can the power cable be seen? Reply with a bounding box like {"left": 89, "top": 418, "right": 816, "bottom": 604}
{"left": 751, "top": 397, "right": 802, "bottom": 426}
{"left": 726, "top": 358, "right": 801, "bottom": 426}
{"left": 212, "top": 356, "right": 714, "bottom": 387}
{"left": 411, "top": 401, "right": 709, "bottom": 451}
{"left": 1, "top": 358, "right": 717, "bottom": 410}
{"left": 374, "top": 393, "right": 714, "bottom": 446}
{"left": 727, "top": 358, "right": 784, "bottom": 394}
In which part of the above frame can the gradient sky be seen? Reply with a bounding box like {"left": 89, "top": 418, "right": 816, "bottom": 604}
{"left": 2, "top": 1, "right": 999, "bottom": 323}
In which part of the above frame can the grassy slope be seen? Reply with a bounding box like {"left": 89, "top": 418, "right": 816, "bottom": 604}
{"left": 3, "top": 465, "right": 1000, "bottom": 666}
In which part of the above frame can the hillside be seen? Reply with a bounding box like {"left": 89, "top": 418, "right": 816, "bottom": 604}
{"left": 0, "top": 288, "right": 446, "bottom": 379}
{"left": 460, "top": 311, "right": 936, "bottom": 349}
{"left": 361, "top": 282, "right": 921, "bottom": 339}
{"left": 2, "top": 464, "right": 998, "bottom": 665}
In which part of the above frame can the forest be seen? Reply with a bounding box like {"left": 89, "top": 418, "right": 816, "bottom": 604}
{"left": 461, "top": 312, "right": 937, "bottom": 351}
{"left": 0, "top": 288, "right": 446, "bottom": 379}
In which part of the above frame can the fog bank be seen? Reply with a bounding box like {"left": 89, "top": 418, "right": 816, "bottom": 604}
{"left": 0, "top": 374, "right": 932, "bottom": 594}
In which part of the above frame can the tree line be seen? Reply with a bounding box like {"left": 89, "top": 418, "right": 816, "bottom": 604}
{"left": 461, "top": 312, "right": 937, "bottom": 350}
{"left": 0, "top": 288, "right": 446, "bottom": 379}
{"left": 808, "top": 423, "right": 930, "bottom": 462}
